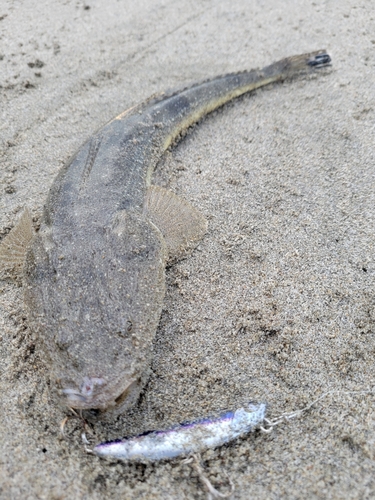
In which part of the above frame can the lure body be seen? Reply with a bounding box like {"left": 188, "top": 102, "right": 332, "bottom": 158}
{"left": 93, "top": 403, "right": 267, "bottom": 461}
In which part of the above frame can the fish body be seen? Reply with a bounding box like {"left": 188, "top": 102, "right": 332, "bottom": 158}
{"left": 93, "top": 402, "right": 267, "bottom": 461}
{"left": 0, "top": 51, "right": 331, "bottom": 416}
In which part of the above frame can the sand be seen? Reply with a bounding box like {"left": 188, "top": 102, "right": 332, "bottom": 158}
{"left": 1, "top": 0, "right": 375, "bottom": 498}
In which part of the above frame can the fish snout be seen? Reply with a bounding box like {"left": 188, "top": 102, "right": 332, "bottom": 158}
{"left": 61, "top": 376, "right": 107, "bottom": 409}
{"left": 59, "top": 376, "right": 139, "bottom": 413}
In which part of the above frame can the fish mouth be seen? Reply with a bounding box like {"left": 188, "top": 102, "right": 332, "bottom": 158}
{"left": 61, "top": 376, "right": 107, "bottom": 409}
{"left": 61, "top": 387, "right": 89, "bottom": 405}
{"left": 61, "top": 376, "right": 137, "bottom": 411}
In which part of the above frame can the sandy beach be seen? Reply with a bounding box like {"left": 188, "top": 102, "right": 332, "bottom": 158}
{"left": 1, "top": 0, "right": 375, "bottom": 498}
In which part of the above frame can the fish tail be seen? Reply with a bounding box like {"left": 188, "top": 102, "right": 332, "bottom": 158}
{"left": 262, "top": 50, "right": 331, "bottom": 80}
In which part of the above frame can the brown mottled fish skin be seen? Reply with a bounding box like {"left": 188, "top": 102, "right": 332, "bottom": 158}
{"left": 16, "top": 51, "right": 330, "bottom": 417}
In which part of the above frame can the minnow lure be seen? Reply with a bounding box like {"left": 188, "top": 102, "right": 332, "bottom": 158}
{"left": 93, "top": 402, "right": 266, "bottom": 461}
{"left": 0, "top": 51, "right": 331, "bottom": 417}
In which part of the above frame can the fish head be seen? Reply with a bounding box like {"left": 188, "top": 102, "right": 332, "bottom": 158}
{"left": 24, "top": 212, "right": 166, "bottom": 415}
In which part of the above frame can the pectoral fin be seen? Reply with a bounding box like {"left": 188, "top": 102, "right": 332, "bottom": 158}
{"left": 0, "top": 208, "right": 34, "bottom": 275}
{"left": 145, "top": 186, "right": 207, "bottom": 262}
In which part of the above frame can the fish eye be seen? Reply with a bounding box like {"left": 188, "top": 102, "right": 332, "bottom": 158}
{"left": 116, "top": 320, "right": 133, "bottom": 338}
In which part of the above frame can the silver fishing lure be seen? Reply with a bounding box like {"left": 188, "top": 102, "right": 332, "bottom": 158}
{"left": 93, "top": 402, "right": 266, "bottom": 461}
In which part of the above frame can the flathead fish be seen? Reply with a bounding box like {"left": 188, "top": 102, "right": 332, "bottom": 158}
{"left": 0, "top": 51, "right": 331, "bottom": 417}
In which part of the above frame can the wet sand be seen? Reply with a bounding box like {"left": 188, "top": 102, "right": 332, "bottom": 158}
{"left": 1, "top": 0, "right": 375, "bottom": 498}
